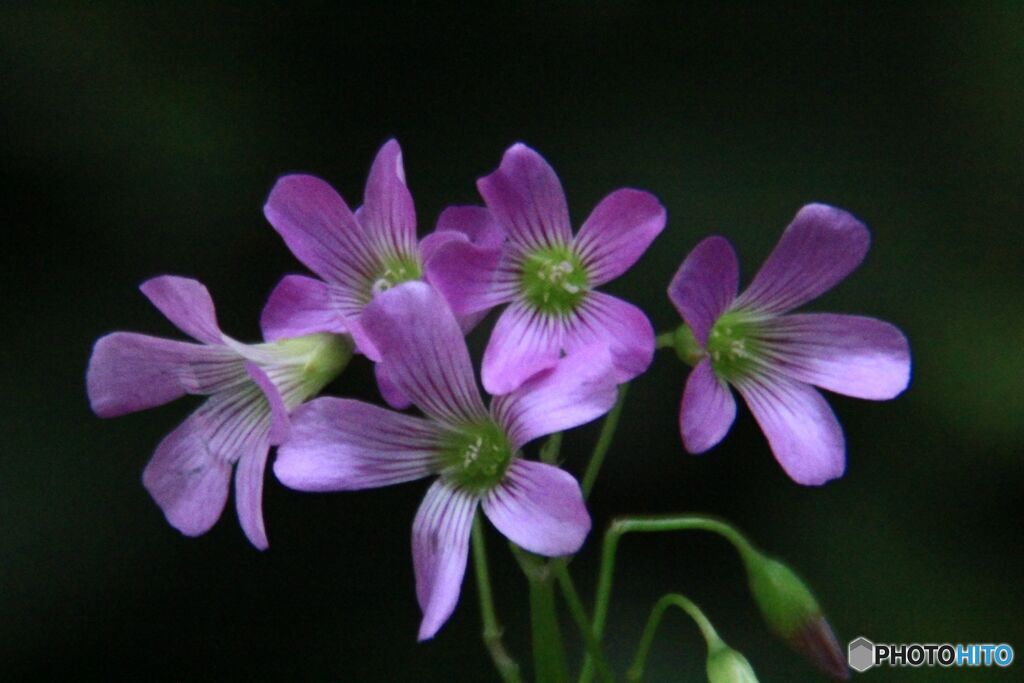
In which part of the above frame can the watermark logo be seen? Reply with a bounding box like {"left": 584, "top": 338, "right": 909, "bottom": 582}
{"left": 848, "top": 637, "right": 875, "bottom": 673}
{"left": 848, "top": 637, "right": 1014, "bottom": 672}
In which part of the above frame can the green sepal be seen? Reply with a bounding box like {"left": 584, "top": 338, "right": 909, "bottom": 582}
{"left": 671, "top": 323, "right": 706, "bottom": 366}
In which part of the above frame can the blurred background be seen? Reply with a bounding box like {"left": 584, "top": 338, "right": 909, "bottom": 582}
{"left": 2, "top": 3, "right": 1021, "bottom": 681}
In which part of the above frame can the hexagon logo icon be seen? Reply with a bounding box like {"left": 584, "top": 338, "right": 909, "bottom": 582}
{"left": 848, "top": 637, "right": 875, "bottom": 673}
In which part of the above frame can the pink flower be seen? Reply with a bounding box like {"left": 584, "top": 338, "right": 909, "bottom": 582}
{"left": 669, "top": 204, "right": 911, "bottom": 485}
{"left": 87, "top": 276, "right": 353, "bottom": 548}
{"left": 274, "top": 282, "right": 618, "bottom": 639}
{"left": 425, "top": 143, "right": 665, "bottom": 394}
{"left": 262, "top": 139, "right": 503, "bottom": 407}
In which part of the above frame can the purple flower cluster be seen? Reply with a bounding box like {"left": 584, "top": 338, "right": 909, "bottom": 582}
{"left": 87, "top": 139, "right": 910, "bottom": 638}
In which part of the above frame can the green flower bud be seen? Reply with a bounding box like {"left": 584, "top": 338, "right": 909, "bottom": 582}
{"left": 706, "top": 642, "right": 759, "bottom": 683}
{"left": 745, "top": 553, "right": 849, "bottom": 680}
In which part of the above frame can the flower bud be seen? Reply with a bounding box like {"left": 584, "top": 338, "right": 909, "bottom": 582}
{"left": 706, "top": 642, "right": 759, "bottom": 683}
{"left": 745, "top": 553, "right": 849, "bottom": 680}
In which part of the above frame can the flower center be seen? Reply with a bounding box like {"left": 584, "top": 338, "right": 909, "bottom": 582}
{"left": 368, "top": 253, "right": 422, "bottom": 299}
{"left": 440, "top": 421, "right": 513, "bottom": 491}
{"left": 706, "top": 311, "right": 766, "bottom": 381}
{"left": 520, "top": 245, "right": 589, "bottom": 315}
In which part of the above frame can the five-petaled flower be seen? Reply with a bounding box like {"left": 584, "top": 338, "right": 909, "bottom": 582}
{"left": 426, "top": 143, "right": 666, "bottom": 394}
{"left": 274, "top": 282, "right": 617, "bottom": 639}
{"left": 86, "top": 276, "right": 353, "bottom": 548}
{"left": 262, "top": 139, "right": 503, "bottom": 407}
{"left": 668, "top": 204, "right": 911, "bottom": 485}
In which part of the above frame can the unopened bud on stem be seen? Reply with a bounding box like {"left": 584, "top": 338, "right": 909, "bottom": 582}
{"left": 706, "top": 640, "right": 759, "bottom": 683}
{"left": 744, "top": 552, "right": 849, "bottom": 680}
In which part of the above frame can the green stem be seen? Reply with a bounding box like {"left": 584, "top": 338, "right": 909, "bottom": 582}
{"left": 626, "top": 593, "right": 722, "bottom": 682}
{"left": 551, "top": 560, "right": 615, "bottom": 683}
{"left": 540, "top": 431, "right": 563, "bottom": 465}
{"left": 580, "top": 514, "right": 756, "bottom": 683}
{"left": 655, "top": 331, "right": 676, "bottom": 349}
{"left": 472, "top": 516, "right": 523, "bottom": 683}
{"left": 506, "top": 545, "right": 570, "bottom": 683}
{"left": 529, "top": 570, "right": 570, "bottom": 683}
{"left": 581, "top": 383, "right": 629, "bottom": 500}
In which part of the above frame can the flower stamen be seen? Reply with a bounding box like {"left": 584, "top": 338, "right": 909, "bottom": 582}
{"left": 440, "top": 421, "right": 513, "bottom": 491}
{"left": 366, "top": 254, "right": 422, "bottom": 300}
{"left": 707, "top": 311, "right": 766, "bottom": 381}
{"left": 520, "top": 246, "right": 589, "bottom": 315}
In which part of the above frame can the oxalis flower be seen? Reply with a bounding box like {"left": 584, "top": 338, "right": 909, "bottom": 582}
{"left": 262, "top": 139, "right": 502, "bottom": 407}
{"left": 426, "top": 143, "right": 666, "bottom": 394}
{"left": 668, "top": 204, "right": 911, "bottom": 485}
{"left": 86, "top": 276, "right": 353, "bottom": 548}
{"left": 274, "top": 282, "right": 617, "bottom": 640}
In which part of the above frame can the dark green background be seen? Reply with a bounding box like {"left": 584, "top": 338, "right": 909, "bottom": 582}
{"left": 2, "top": 3, "right": 1021, "bottom": 681}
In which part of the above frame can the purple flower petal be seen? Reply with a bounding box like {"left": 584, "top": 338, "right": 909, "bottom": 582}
{"left": 260, "top": 275, "right": 348, "bottom": 342}
{"left": 375, "top": 362, "right": 413, "bottom": 410}
{"left": 140, "top": 276, "right": 224, "bottom": 345}
{"left": 263, "top": 174, "right": 375, "bottom": 304}
{"left": 481, "top": 301, "right": 563, "bottom": 396}
{"left": 477, "top": 143, "right": 573, "bottom": 252}
{"left": 423, "top": 206, "right": 511, "bottom": 308}
{"left": 361, "top": 139, "right": 418, "bottom": 258}
{"left": 244, "top": 362, "right": 290, "bottom": 445}
{"left": 423, "top": 221, "right": 517, "bottom": 317}
{"left": 141, "top": 409, "right": 236, "bottom": 538}
{"left": 763, "top": 313, "right": 911, "bottom": 400}
{"left": 361, "top": 282, "right": 488, "bottom": 426}
{"left": 734, "top": 374, "right": 845, "bottom": 486}
{"left": 178, "top": 380, "right": 274, "bottom": 467}
{"left": 234, "top": 443, "right": 271, "bottom": 550}
{"left": 274, "top": 398, "right": 442, "bottom": 491}
{"left": 344, "top": 316, "right": 382, "bottom": 362}
{"left": 736, "top": 204, "right": 870, "bottom": 314}
{"left": 482, "top": 459, "right": 590, "bottom": 556}
{"left": 86, "top": 332, "right": 242, "bottom": 417}
{"left": 413, "top": 479, "right": 478, "bottom": 641}
{"left": 680, "top": 359, "right": 737, "bottom": 453}
{"left": 492, "top": 344, "right": 619, "bottom": 449}
{"left": 574, "top": 189, "right": 666, "bottom": 286}
{"left": 562, "top": 291, "right": 655, "bottom": 384}
{"left": 430, "top": 205, "right": 505, "bottom": 253}
{"left": 668, "top": 236, "right": 739, "bottom": 345}
{"left": 455, "top": 309, "right": 489, "bottom": 336}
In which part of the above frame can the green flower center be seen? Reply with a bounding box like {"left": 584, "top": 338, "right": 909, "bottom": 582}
{"left": 706, "top": 311, "right": 766, "bottom": 381}
{"left": 368, "top": 253, "right": 422, "bottom": 299}
{"left": 520, "top": 245, "right": 589, "bottom": 316}
{"left": 440, "top": 421, "right": 513, "bottom": 491}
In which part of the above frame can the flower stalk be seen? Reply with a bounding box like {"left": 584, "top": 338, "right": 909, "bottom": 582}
{"left": 581, "top": 383, "right": 630, "bottom": 500}
{"left": 529, "top": 570, "right": 571, "bottom": 683}
{"left": 551, "top": 560, "right": 615, "bottom": 683}
{"left": 582, "top": 513, "right": 846, "bottom": 682}
{"left": 472, "top": 516, "right": 523, "bottom": 683}
{"left": 627, "top": 593, "right": 758, "bottom": 683}
{"left": 588, "top": 514, "right": 757, "bottom": 671}
{"left": 540, "top": 432, "right": 564, "bottom": 465}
